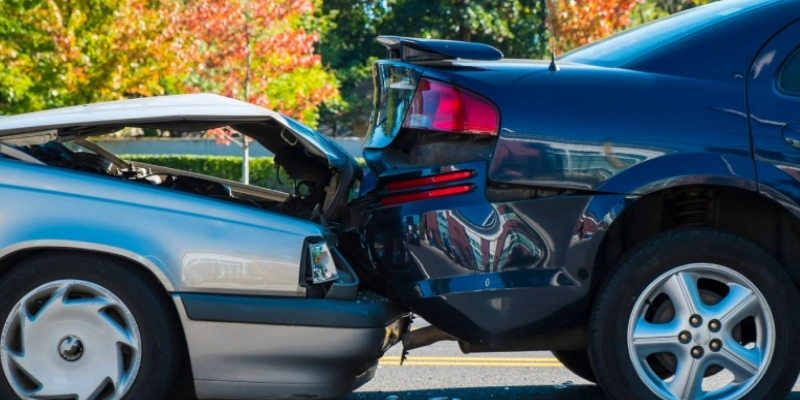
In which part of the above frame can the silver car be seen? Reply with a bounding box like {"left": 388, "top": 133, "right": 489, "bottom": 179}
{"left": 0, "top": 94, "right": 409, "bottom": 400}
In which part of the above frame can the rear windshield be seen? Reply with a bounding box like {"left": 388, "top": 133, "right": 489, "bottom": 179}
{"left": 560, "top": 0, "right": 776, "bottom": 67}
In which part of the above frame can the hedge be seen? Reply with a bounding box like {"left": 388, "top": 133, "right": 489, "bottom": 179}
{"left": 121, "top": 155, "right": 365, "bottom": 193}
{"left": 121, "top": 155, "right": 295, "bottom": 192}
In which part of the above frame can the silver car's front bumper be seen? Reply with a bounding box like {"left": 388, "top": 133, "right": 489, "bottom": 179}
{"left": 173, "top": 294, "right": 409, "bottom": 399}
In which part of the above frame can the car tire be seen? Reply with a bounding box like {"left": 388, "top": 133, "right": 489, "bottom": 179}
{"left": 552, "top": 350, "right": 596, "bottom": 383}
{"left": 588, "top": 228, "right": 800, "bottom": 400}
{"left": 0, "top": 251, "right": 182, "bottom": 400}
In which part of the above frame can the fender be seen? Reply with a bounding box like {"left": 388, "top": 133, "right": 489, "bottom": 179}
{"left": 596, "top": 152, "right": 757, "bottom": 195}
{"left": 560, "top": 151, "right": 756, "bottom": 279}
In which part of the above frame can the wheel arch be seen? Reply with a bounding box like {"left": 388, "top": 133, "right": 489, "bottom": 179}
{"left": 590, "top": 183, "right": 800, "bottom": 300}
{"left": 0, "top": 241, "right": 175, "bottom": 292}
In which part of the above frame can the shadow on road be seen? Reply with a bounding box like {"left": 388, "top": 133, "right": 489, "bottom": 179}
{"left": 344, "top": 386, "right": 800, "bottom": 400}
{"left": 342, "top": 385, "right": 606, "bottom": 400}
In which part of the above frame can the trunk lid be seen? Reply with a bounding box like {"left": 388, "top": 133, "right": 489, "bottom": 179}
{"left": 0, "top": 93, "right": 359, "bottom": 173}
{"left": 0, "top": 94, "right": 362, "bottom": 221}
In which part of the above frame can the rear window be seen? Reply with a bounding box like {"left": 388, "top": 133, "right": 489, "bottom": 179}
{"left": 560, "top": 0, "right": 775, "bottom": 68}
{"left": 779, "top": 48, "right": 800, "bottom": 96}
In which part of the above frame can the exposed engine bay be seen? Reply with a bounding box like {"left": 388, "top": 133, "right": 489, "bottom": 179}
{"left": 0, "top": 126, "right": 348, "bottom": 223}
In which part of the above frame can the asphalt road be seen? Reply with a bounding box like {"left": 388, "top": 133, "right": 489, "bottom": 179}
{"left": 343, "top": 322, "right": 800, "bottom": 400}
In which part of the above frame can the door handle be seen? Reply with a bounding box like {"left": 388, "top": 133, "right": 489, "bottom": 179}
{"left": 783, "top": 124, "right": 800, "bottom": 149}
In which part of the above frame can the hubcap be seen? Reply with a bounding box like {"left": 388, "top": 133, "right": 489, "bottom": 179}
{"left": 1, "top": 280, "right": 141, "bottom": 400}
{"left": 627, "top": 263, "right": 774, "bottom": 400}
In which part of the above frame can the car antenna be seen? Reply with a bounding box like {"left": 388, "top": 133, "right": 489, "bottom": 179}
{"left": 544, "top": 0, "right": 560, "bottom": 72}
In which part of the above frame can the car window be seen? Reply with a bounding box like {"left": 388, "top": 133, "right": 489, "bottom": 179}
{"left": 560, "top": 0, "right": 775, "bottom": 68}
{"left": 779, "top": 48, "right": 800, "bottom": 96}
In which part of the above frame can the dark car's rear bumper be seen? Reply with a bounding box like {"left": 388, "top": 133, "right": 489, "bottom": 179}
{"left": 174, "top": 292, "right": 409, "bottom": 399}
{"left": 342, "top": 160, "right": 628, "bottom": 346}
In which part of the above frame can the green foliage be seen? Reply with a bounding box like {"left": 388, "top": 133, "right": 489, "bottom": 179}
{"left": 0, "top": 0, "right": 179, "bottom": 114}
{"left": 629, "top": 0, "right": 718, "bottom": 27}
{"left": 629, "top": 2, "right": 671, "bottom": 27}
{"left": 0, "top": 0, "right": 121, "bottom": 113}
{"left": 0, "top": 0, "right": 337, "bottom": 128}
{"left": 317, "top": 0, "right": 548, "bottom": 133}
{"left": 121, "top": 154, "right": 366, "bottom": 192}
{"left": 122, "top": 155, "right": 295, "bottom": 192}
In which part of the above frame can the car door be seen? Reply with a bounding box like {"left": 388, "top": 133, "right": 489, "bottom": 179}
{"left": 748, "top": 19, "right": 800, "bottom": 213}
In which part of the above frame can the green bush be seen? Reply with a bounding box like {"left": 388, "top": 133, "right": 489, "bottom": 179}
{"left": 121, "top": 155, "right": 295, "bottom": 192}
{"left": 121, "top": 155, "right": 366, "bottom": 193}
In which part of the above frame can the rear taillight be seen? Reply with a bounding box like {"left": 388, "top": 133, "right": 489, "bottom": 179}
{"left": 403, "top": 78, "right": 499, "bottom": 136}
{"left": 380, "top": 185, "right": 474, "bottom": 206}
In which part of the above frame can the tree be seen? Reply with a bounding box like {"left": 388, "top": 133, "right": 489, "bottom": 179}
{"left": 629, "top": 0, "right": 716, "bottom": 27}
{"left": 548, "top": 0, "right": 643, "bottom": 54}
{"left": 0, "top": 0, "right": 181, "bottom": 114}
{"left": 178, "top": 0, "right": 337, "bottom": 124}
{"left": 318, "top": 0, "right": 548, "bottom": 135}
{"left": 178, "top": 0, "right": 339, "bottom": 183}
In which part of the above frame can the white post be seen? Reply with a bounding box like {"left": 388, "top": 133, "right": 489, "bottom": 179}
{"left": 242, "top": 139, "right": 250, "bottom": 184}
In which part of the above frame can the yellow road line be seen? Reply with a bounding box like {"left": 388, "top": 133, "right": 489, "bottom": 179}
{"left": 378, "top": 356, "right": 563, "bottom": 367}
{"left": 380, "top": 356, "right": 560, "bottom": 362}
{"left": 379, "top": 361, "right": 563, "bottom": 367}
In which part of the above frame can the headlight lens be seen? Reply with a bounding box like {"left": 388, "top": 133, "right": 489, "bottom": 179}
{"left": 309, "top": 242, "right": 339, "bottom": 284}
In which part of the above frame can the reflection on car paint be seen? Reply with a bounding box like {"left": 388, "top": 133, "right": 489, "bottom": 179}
{"left": 181, "top": 252, "right": 298, "bottom": 293}
{"left": 416, "top": 204, "right": 546, "bottom": 273}
{"left": 490, "top": 130, "right": 665, "bottom": 190}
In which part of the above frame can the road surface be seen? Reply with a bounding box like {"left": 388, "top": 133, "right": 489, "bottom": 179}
{"left": 343, "top": 321, "right": 800, "bottom": 400}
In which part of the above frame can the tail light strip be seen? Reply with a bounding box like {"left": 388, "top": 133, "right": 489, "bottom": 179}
{"left": 380, "top": 169, "right": 476, "bottom": 206}
{"left": 379, "top": 184, "right": 474, "bottom": 206}
{"left": 385, "top": 170, "right": 474, "bottom": 191}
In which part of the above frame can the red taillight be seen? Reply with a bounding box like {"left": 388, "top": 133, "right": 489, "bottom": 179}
{"left": 379, "top": 185, "right": 474, "bottom": 206}
{"left": 385, "top": 170, "right": 474, "bottom": 191}
{"left": 403, "top": 78, "right": 499, "bottom": 136}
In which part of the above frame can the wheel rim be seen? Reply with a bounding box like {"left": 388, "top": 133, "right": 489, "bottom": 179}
{"left": 627, "top": 263, "right": 775, "bottom": 400}
{"left": 1, "top": 280, "right": 142, "bottom": 400}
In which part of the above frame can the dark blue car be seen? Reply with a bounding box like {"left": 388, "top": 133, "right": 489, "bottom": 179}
{"left": 341, "top": 0, "right": 800, "bottom": 398}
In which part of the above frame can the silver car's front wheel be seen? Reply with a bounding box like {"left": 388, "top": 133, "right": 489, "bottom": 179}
{"left": 627, "top": 264, "right": 774, "bottom": 400}
{"left": 1, "top": 280, "right": 142, "bottom": 400}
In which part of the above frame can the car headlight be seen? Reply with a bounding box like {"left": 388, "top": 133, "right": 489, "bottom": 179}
{"left": 309, "top": 242, "right": 339, "bottom": 284}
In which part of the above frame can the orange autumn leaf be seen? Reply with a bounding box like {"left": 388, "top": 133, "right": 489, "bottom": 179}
{"left": 175, "top": 0, "right": 339, "bottom": 130}
{"left": 549, "top": 0, "right": 644, "bottom": 53}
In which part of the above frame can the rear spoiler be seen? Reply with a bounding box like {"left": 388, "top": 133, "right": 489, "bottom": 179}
{"left": 377, "top": 36, "right": 503, "bottom": 62}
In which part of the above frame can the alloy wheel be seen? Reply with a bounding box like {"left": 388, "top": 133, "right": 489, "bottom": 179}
{"left": 627, "top": 263, "right": 774, "bottom": 400}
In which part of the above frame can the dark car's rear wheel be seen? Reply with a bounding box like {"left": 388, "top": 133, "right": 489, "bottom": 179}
{"left": 0, "top": 252, "right": 182, "bottom": 400}
{"left": 552, "top": 350, "right": 596, "bottom": 383}
{"left": 588, "top": 229, "right": 800, "bottom": 400}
